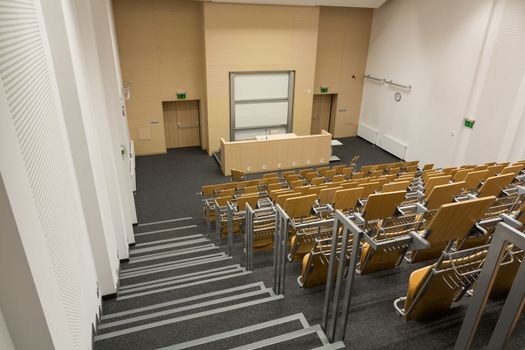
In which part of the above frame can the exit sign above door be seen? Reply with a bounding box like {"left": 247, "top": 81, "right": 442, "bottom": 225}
{"left": 176, "top": 91, "right": 187, "bottom": 100}
{"left": 320, "top": 86, "right": 328, "bottom": 93}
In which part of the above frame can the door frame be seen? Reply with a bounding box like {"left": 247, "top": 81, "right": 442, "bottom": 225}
{"left": 162, "top": 99, "right": 201, "bottom": 149}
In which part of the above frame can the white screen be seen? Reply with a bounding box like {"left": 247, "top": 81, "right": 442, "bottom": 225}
{"left": 234, "top": 73, "right": 289, "bottom": 101}
{"left": 235, "top": 102, "right": 289, "bottom": 128}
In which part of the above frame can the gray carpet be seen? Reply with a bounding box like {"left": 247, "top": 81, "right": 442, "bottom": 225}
{"left": 102, "top": 136, "right": 524, "bottom": 349}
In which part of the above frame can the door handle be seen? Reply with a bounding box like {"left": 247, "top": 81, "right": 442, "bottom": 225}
{"left": 177, "top": 121, "right": 200, "bottom": 129}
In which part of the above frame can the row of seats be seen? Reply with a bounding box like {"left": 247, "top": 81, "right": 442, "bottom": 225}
{"left": 200, "top": 158, "right": 525, "bottom": 321}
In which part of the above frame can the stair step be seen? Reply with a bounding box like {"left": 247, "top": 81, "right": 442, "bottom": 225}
{"left": 102, "top": 282, "right": 267, "bottom": 321}
{"left": 127, "top": 244, "right": 220, "bottom": 265}
{"left": 129, "top": 238, "right": 209, "bottom": 256}
{"left": 229, "top": 325, "right": 326, "bottom": 350}
{"left": 156, "top": 313, "right": 309, "bottom": 350}
{"left": 120, "top": 252, "right": 226, "bottom": 274}
{"left": 98, "top": 288, "right": 275, "bottom": 333}
{"left": 117, "top": 269, "right": 251, "bottom": 301}
{"left": 312, "top": 341, "right": 346, "bottom": 349}
{"left": 134, "top": 225, "right": 199, "bottom": 238}
{"left": 132, "top": 234, "right": 203, "bottom": 248}
{"left": 133, "top": 226, "right": 205, "bottom": 244}
{"left": 102, "top": 273, "right": 257, "bottom": 314}
{"left": 135, "top": 217, "right": 193, "bottom": 231}
{"left": 94, "top": 295, "right": 284, "bottom": 348}
{"left": 119, "top": 255, "right": 233, "bottom": 284}
{"left": 119, "top": 264, "right": 243, "bottom": 291}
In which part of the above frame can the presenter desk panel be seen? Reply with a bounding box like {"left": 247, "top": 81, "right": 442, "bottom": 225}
{"left": 220, "top": 130, "right": 332, "bottom": 176}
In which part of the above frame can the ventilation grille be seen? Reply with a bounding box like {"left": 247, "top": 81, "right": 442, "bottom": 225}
{"left": 0, "top": 0, "right": 81, "bottom": 347}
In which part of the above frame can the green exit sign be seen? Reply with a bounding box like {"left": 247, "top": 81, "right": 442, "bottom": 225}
{"left": 176, "top": 91, "right": 187, "bottom": 100}
{"left": 464, "top": 118, "right": 476, "bottom": 129}
{"left": 320, "top": 86, "right": 328, "bottom": 93}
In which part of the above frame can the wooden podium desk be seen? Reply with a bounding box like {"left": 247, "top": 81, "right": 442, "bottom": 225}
{"left": 220, "top": 130, "right": 332, "bottom": 176}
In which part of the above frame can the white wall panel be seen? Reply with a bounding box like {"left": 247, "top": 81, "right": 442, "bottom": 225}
{"left": 233, "top": 73, "right": 290, "bottom": 100}
{"left": 235, "top": 102, "right": 289, "bottom": 128}
{"left": 0, "top": 0, "right": 99, "bottom": 348}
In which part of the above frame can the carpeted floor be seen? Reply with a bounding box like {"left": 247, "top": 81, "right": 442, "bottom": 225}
{"left": 132, "top": 136, "right": 525, "bottom": 349}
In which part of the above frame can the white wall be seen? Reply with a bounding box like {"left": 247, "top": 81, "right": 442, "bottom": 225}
{"left": 0, "top": 308, "right": 15, "bottom": 350}
{"left": 359, "top": 0, "right": 525, "bottom": 167}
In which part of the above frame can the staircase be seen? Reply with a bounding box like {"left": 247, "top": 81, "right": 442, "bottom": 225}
{"left": 95, "top": 218, "right": 344, "bottom": 350}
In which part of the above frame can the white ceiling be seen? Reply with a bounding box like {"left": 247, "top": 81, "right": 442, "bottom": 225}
{"left": 205, "top": 0, "right": 388, "bottom": 8}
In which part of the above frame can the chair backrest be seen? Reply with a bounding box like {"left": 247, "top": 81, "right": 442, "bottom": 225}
{"left": 423, "top": 196, "right": 496, "bottom": 244}
{"left": 453, "top": 168, "right": 473, "bottom": 182}
{"left": 360, "top": 182, "right": 381, "bottom": 198}
{"left": 341, "top": 167, "right": 353, "bottom": 176}
{"left": 331, "top": 174, "right": 345, "bottom": 183}
{"left": 389, "top": 167, "right": 401, "bottom": 175}
{"left": 425, "top": 175, "right": 452, "bottom": 193}
{"left": 270, "top": 188, "right": 292, "bottom": 200}
{"left": 289, "top": 179, "right": 304, "bottom": 189}
{"left": 323, "top": 169, "right": 337, "bottom": 179}
{"left": 425, "top": 182, "right": 464, "bottom": 210}
{"left": 286, "top": 174, "right": 301, "bottom": 182}
{"left": 304, "top": 172, "right": 318, "bottom": 181}
{"left": 263, "top": 173, "right": 279, "bottom": 179}
{"left": 422, "top": 170, "right": 440, "bottom": 181}
{"left": 422, "top": 163, "right": 434, "bottom": 171}
{"left": 341, "top": 181, "right": 358, "bottom": 189}
{"left": 382, "top": 180, "right": 411, "bottom": 193}
{"left": 296, "top": 185, "right": 311, "bottom": 194}
{"left": 333, "top": 187, "right": 363, "bottom": 211}
{"left": 307, "top": 185, "right": 327, "bottom": 197}
{"left": 351, "top": 172, "right": 364, "bottom": 179}
{"left": 501, "top": 164, "right": 525, "bottom": 177}
{"left": 231, "top": 169, "right": 245, "bottom": 182}
{"left": 486, "top": 164, "right": 506, "bottom": 177}
{"left": 405, "top": 165, "right": 418, "bottom": 173}
{"left": 243, "top": 185, "right": 258, "bottom": 194}
{"left": 362, "top": 190, "right": 406, "bottom": 221}
{"left": 477, "top": 173, "right": 515, "bottom": 197}
{"left": 360, "top": 165, "right": 375, "bottom": 174}
{"left": 237, "top": 194, "right": 259, "bottom": 211}
{"left": 283, "top": 194, "right": 317, "bottom": 219}
{"left": 201, "top": 184, "right": 222, "bottom": 196}
{"left": 311, "top": 177, "right": 325, "bottom": 186}
{"left": 218, "top": 188, "right": 235, "bottom": 197}
{"left": 441, "top": 167, "right": 456, "bottom": 175}
{"left": 275, "top": 192, "right": 302, "bottom": 207}
{"left": 267, "top": 182, "right": 282, "bottom": 191}
{"left": 463, "top": 169, "right": 489, "bottom": 191}
{"left": 299, "top": 168, "right": 313, "bottom": 177}
{"left": 319, "top": 186, "right": 343, "bottom": 205}
{"left": 332, "top": 165, "right": 346, "bottom": 171}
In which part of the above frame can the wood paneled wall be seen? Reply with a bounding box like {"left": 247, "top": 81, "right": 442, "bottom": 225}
{"left": 112, "top": 0, "right": 372, "bottom": 156}
{"left": 113, "top": 0, "right": 206, "bottom": 155}
{"left": 314, "top": 7, "right": 373, "bottom": 138}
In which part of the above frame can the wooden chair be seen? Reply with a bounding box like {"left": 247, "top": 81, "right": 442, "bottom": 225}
{"left": 477, "top": 173, "right": 515, "bottom": 197}
{"left": 311, "top": 177, "right": 325, "bottom": 186}
{"left": 501, "top": 164, "right": 525, "bottom": 177}
{"left": 318, "top": 187, "right": 343, "bottom": 205}
{"left": 462, "top": 170, "right": 489, "bottom": 193}
{"left": 382, "top": 181, "right": 411, "bottom": 193}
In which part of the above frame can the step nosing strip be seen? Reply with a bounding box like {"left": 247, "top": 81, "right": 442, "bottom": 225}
{"left": 102, "top": 282, "right": 266, "bottom": 320}
{"left": 130, "top": 238, "right": 209, "bottom": 255}
{"left": 121, "top": 253, "right": 226, "bottom": 273}
{"left": 130, "top": 244, "right": 215, "bottom": 260}
{"left": 134, "top": 234, "right": 203, "bottom": 247}
{"left": 156, "top": 313, "right": 309, "bottom": 350}
{"left": 129, "top": 245, "right": 218, "bottom": 264}
{"left": 99, "top": 288, "right": 274, "bottom": 330}
{"left": 134, "top": 225, "right": 198, "bottom": 237}
{"left": 137, "top": 217, "right": 193, "bottom": 227}
{"left": 120, "top": 256, "right": 233, "bottom": 279}
{"left": 118, "top": 269, "right": 246, "bottom": 295}
{"left": 229, "top": 325, "right": 323, "bottom": 350}
{"left": 116, "top": 271, "right": 253, "bottom": 300}
{"left": 94, "top": 295, "right": 284, "bottom": 341}
{"left": 119, "top": 264, "right": 242, "bottom": 290}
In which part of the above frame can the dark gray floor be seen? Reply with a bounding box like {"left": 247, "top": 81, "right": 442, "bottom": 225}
{"left": 105, "top": 136, "right": 524, "bottom": 349}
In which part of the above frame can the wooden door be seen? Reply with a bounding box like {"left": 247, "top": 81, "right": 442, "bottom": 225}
{"left": 311, "top": 94, "right": 332, "bottom": 134}
{"left": 163, "top": 100, "right": 200, "bottom": 148}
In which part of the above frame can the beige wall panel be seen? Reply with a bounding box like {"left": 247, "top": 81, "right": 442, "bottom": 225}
{"left": 113, "top": 0, "right": 207, "bottom": 155}
{"left": 204, "top": 3, "right": 319, "bottom": 154}
{"left": 314, "top": 7, "right": 372, "bottom": 138}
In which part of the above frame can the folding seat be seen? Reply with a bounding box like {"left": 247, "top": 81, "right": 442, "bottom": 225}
{"left": 289, "top": 179, "right": 305, "bottom": 189}
{"left": 501, "top": 164, "right": 525, "bottom": 177}
{"left": 275, "top": 191, "right": 303, "bottom": 207}
{"left": 393, "top": 196, "right": 497, "bottom": 320}
{"left": 285, "top": 194, "right": 322, "bottom": 261}
{"left": 243, "top": 185, "right": 258, "bottom": 194}
{"left": 331, "top": 174, "right": 345, "bottom": 183}
{"left": 321, "top": 169, "right": 337, "bottom": 179}
{"left": 453, "top": 168, "right": 474, "bottom": 182}
{"left": 341, "top": 181, "right": 359, "bottom": 189}
{"left": 311, "top": 177, "right": 325, "bottom": 186}
{"left": 299, "top": 168, "right": 313, "bottom": 177}
{"left": 405, "top": 165, "right": 418, "bottom": 173}
{"left": 304, "top": 172, "right": 318, "bottom": 182}
{"left": 318, "top": 187, "right": 343, "bottom": 205}
{"left": 441, "top": 167, "right": 457, "bottom": 175}
{"left": 341, "top": 167, "right": 354, "bottom": 177}
{"left": 476, "top": 173, "right": 515, "bottom": 197}
{"left": 382, "top": 180, "right": 411, "bottom": 193}
{"left": 490, "top": 247, "right": 524, "bottom": 298}
{"left": 286, "top": 174, "right": 301, "bottom": 182}
{"left": 263, "top": 172, "right": 279, "bottom": 179}
{"left": 421, "top": 163, "right": 434, "bottom": 171}
{"left": 351, "top": 172, "right": 364, "bottom": 179}
{"left": 333, "top": 187, "right": 364, "bottom": 212}
{"left": 359, "top": 181, "right": 382, "bottom": 200}
{"left": 269, "top": 188, "right": 293, "bottom": 201}
{"left": 462, "top": 169, "right": 489, "bottom": 193}
{"left": 370, "top": 169, "right": 384, "bottom": 177}
{"left": 296, "top": 185, "right": 312, "bottom": 194}
{"left": 389, "top": 167, "right": 401, "bottom": 175}
{"left": 359, "top": 165, "right": 375, "bottom": 175}
{"left": 331, "top": 164, "right": 346, "bottom": 173}
{"left": 316, "top": 166, "right": 330, "bottom": 174}
{"left": 423, "top": 175, "right": 452, "bottom": 194}
{"left": 407, "top": 196, "right": 496, "bottom": 263}
{"left": 281, "top": 170, "right": 297, "bottom": 178}
{"left": 307, "top": 185, "right": 327, "bottom": 197}
{"left": 486, "top": 164, "right": 507, "bottom": 177}
{"left": 267, "top": 182, "right": 282, "bottom": 191}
